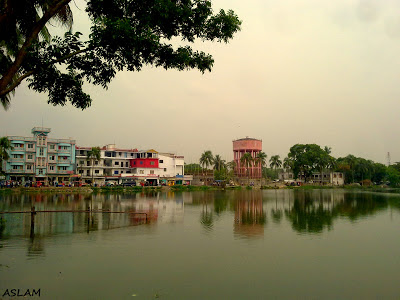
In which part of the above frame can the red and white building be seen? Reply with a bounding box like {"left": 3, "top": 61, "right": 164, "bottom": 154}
{"left": 75, "top": 144, "right": 191, "bottom": 185}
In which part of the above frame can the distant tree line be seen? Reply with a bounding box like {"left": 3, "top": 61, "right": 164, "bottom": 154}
{"left": 186, "top": 145, "right": 400, "bottom": 186}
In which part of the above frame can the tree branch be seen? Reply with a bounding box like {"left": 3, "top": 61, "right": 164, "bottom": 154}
{"left": 0, "top": 47, "right": 89, "bottom": 97}
{"left": 0, "top": 0, "right": 72, "bottom": 94}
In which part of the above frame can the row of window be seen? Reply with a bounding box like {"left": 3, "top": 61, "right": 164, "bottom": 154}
{"left": 11, "top": 165, "right": 68, "bottom": 171}
{"left": 10, "top": 143, "right": 69, "bottom": 150}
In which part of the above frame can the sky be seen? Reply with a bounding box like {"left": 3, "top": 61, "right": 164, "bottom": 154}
{"left": 1, "top": 0, "right": 400, "bottom": 164}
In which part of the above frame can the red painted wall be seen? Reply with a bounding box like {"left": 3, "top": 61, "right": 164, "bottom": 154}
{"left": 130, "top": 158, "right": 159, "bottom": 168}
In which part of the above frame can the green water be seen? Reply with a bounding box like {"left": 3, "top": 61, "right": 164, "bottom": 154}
{"left": 0, "top": 190, "right": 399, "bottom": 299}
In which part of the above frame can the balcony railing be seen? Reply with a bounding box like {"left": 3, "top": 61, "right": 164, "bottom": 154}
{"left": 9, "top": 158, "right": 24, "bottom": 162}
{"left": 26, "top": 147, "right": 36, "bottom": 152}
{"left": 57, "top": 160, "right": 71, "bottom": 164}
{"left": 8, "top": 169, "right": 25, "bottom": 173}
{"left": 10, "top": 147, "right": 25, "bottom": 151}
{"left": 48, "top": 148, "right": 57, "bottom": 153}
{"left": 8, "top": 136, "right": 35, "bottom": 142}
{"left": 57, "top": 149, "right": 71, "bottom": 153}
{"left": 56, "top": 170, "right": 74, "bottom": 174}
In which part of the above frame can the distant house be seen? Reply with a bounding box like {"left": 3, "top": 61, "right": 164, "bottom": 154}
{"left": 278, "top": 171, "right": 344, "bottom": 185}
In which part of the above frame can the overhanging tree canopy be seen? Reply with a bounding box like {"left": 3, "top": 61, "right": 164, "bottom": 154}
{"left": 0, "top": 0, "right": 241, "bottom": 109}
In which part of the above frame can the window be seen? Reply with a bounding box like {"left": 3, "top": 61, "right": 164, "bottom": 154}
{"left": 150, "top": 170, "right": 154, "bottom": 175}
{"left": 28, "top": 144, "right": 33, "bottom": 149}
{"left": 139, "top": 170, "right": 144, "bottom": 174}
{"left": 38, "top": 169, "right": 43, "bottom": 174}
{"left": 49, "top": 165, "right": 54, "bottom": 171}
{"left": 125, "top": 162, "right": 128, "bottom": 167}
{"left": 95, "top": 161, "right": 98, "bottom": 165}
{"left": 164, "top": 168, "right": 167, "bottom": 172}
{"left": 12, "top": 165, "right": 21, "bottom": 170}
{"left": 79, "top": 170, "right": 84, "bottom": 174}
{"left": 114, "top": 171, "right": 119, "bottom": 175}
{"left": 115, "top": 161, "right": 119, "bottom": 165}
{"left": 87, "top": 161, "right": 90, "bottom": 166}
{"left": 159, "top": 160, "right": 163, "bottom": 163}
{"left": 49, "top": 144, "right": 55, "bottom": 149}
{"left": 28, "top": 154, "right": 33, "bottom": 159}
{"left": 95, "top": 170, "right": 99, "bottom": 174}
{"left": 39, "top": 148, "right": 44, "bottom": 156}
{"left": 49, "top": 155, "right": 55, "bottom": 160}
{"left": 140, "top": 161, "right": 143, "bottom": 165}
{"left": 133, "top": 161, "right": 136, "bottom": 165}
{"left": 150, "top": 161, "right": 155, "bottom": 165}
{"left": 58, "top": 166, "right": 67, "bottom": 171}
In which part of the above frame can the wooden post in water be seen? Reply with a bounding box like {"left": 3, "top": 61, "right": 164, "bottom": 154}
{"left": 86, "top": 205, "right": 90, "bottom": 233}
{"left": 30, "top": 206, "right": 36, "bottom": 239}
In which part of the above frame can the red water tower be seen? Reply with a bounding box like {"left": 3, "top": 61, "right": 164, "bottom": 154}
{"left": 233, "top": 137, "right": 262, "bottom": 178}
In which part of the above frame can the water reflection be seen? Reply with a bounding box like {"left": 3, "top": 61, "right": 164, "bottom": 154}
{"left": 0, "top": 190, "right": 398, "bottom": 241}
{"left": 0, "top": 192, "right": 185, "bottom": 239}
{"left": 234, "top": 190, "right": 266, "bottom": 239}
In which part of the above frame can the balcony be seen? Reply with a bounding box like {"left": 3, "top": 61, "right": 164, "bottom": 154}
{"left": 57, "top": 160, "right": 72, "bottom": 164}
{"left": 8, "top": 169, "right": 25, "bottom": 173}
{"left": 26, "top": 147, "right": 36, "bottom": 152}
{"left": 11, "top": 146, "right": 25, "bottom": 152}
{"left": 8, "top": 158, "right": 24, "bottom": 162}
{"left": 48, "top": 147, "right": 57, "bottom": 153}
{"left": 58, "top": 149, "right": 71, "bottom": 154}
{"left": 56, "top": 170, "right": 74, "bottom": 174}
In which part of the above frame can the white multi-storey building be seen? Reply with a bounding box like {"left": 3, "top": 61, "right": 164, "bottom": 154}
{"left": 76, "top": 144, "right": 137, "bottom": 185}
{"left": 158, "top": 153, "right": 192, "bottom": 185}
{"left": 75, "top": 145, "right": 190, "bottom": 186}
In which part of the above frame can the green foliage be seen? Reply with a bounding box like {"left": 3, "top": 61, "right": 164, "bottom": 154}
{"left": 1, "top": 0, "right": 242, "bottom": 109}
{"left": 184, "top": 163, "right": 202, "bottom": 174}
{"left": 386, "top": 166, "right": 400, "bottom": 187}
{"left": 213, "top": 155, "right": 226, "bottom": 171}
{"left": 288, "top": 144, "right": 334, "bottom": 182}
{"left": 200, "top": 150, "right": 214, "bottom": 171}
{"left": 269, "top": 155, "right": 282, "bottom": 169}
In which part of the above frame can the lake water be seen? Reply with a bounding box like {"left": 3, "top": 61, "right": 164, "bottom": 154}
{"left": 0, "top": 189, "right": 399, "bottom": 299}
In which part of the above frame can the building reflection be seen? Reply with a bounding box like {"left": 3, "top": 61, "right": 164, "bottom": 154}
{"left": 233, "top": 190, "right": 266, "bottom": 239}
{"left": 0, "top": 192, "right": 185, "bottom": 239}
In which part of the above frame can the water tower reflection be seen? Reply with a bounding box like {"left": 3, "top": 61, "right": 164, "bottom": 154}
{"left": 234, "top": 190, "right": 266, "bottom": 239}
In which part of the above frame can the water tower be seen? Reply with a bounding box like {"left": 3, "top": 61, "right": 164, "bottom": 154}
{"left": 233, "top": 137, "right": 262, "bottom": 178}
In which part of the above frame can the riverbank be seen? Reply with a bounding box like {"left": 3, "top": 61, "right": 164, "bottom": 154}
{"left": 1, "top": 184, "right": 400, "bottom": 194}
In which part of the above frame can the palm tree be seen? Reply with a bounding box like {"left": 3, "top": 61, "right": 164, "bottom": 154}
{"left": 283, "top": 157, "right": 293, "bottom": 172}
{"left": 269, "top": 155, "right": 282, "bottom": 179}
{"left": 255, "top": 152, "right": 267, "bottom": 185}
{"left": 0, "top": 137, "right": 13, "bottom": 174}
{"left": 240, "top": 152, "right": 253, "bottom": 186}
{"left": 87, "top": 147, "right": 101, "bottom": 185}
{"left": 213, "top": 155, "right": 226, "bottom": 171}
{"left": 199, "top": 150, "right": 214, "bottom": 185}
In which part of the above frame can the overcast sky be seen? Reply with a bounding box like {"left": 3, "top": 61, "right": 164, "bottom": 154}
{"left": 1, "top": 0, "right": 400, "bottom": 164}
